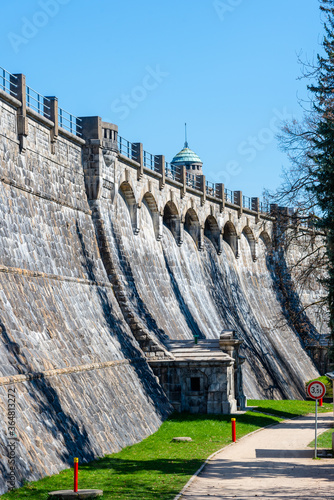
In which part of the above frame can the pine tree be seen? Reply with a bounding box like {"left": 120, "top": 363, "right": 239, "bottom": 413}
{"left": 308, "top": 0, "right": 334, "bottom": 356}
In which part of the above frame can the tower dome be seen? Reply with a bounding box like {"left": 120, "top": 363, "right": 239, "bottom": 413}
{"left": 171, "top": 125, "right": 203, "bottom": 173}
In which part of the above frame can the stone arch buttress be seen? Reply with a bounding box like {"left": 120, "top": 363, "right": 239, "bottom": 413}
{"left": 242, "top": 225, "right": 257, "bottom": 262}
{"left": 119, "top": 181, "right": 140, "bottom": 235}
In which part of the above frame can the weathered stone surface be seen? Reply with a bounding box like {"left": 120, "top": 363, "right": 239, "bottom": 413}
{"left": 97, "top": 188, "right": 320, "bottom": 399}
{"left": 0, "top": 86, "right": 327, "bottom": 495}
{"left": 48, "top": 489, "right": 103, "bottom": 499}
{"left": 171, "top": 437, "right": 192, "bottom": 442}
{"left": 0, "top": 98, "right": 171, "bottom": 495}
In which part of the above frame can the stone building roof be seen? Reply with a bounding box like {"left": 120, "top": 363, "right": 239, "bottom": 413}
{"left": 165, "top": 339, "right": 234, "bottom": 362}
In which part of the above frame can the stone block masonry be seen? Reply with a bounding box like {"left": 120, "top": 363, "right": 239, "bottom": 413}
{"left": 0, "top": 86, "right": 172, "bottom": 494}
{"left": 0, "top": 68, "right": 327, "bottom": 493}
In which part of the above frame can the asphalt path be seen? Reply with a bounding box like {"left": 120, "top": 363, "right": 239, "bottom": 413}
{"left": 180, "top": 412, "right": 334, "bottom": 500}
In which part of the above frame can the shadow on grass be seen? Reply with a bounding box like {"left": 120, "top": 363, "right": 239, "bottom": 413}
{"left": 166, "top": 411, "right": 281, "bottom": 428}
{"left": 249, "top": 407, "right": 304, "bottom": 419}
{"left": 83, "top": 456, "right": 203, "bottom": 475}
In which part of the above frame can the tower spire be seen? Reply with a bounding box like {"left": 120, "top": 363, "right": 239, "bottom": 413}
{"left": 184, "top": 122, "right": 188, "bottom": 148}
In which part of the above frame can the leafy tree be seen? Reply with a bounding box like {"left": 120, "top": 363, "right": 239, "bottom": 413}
{"left": 267, "top": 0, "right": 334, "bottom": 361}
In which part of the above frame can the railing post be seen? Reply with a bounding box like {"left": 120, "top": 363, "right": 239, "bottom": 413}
{"left": 45, "top": 96, "right": 58, "bottom": 154}
{"left": 155, "top": 154, "right": 165, "bottom": 190}
{"left": 132, "top": 143, "right": 143, "bottom": 180}
{"left": 234, "top": 191, "right": 243, "bottom": 218}
{"left": 215, "top": 183, "right": 225, "bottom": 213}
{"left": 270, "top": 204, "right": 278, "bottom": 217}
{"left": 181, "top": 165, "right": 186, "bottom": 198}
{"left": 12, "top": 74, "right": 28, "bottom": 153}
{"left": 252, "top": 197, "right": 260, "bottom": 223}
{"left": 200, "top": 175, "right": 206, "bottom": 206}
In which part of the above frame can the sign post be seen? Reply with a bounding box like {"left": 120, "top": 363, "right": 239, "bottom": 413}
{"left": 307, "top": 381, "right": 326, "bottom": 458}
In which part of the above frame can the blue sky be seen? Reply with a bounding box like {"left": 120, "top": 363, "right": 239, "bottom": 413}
{"left": 0, "top": 0, "right": 324, "bottom": 200}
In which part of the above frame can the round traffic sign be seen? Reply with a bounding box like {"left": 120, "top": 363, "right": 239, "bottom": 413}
{"left": 307, "top": 380, "right": 326, "bottom": 400}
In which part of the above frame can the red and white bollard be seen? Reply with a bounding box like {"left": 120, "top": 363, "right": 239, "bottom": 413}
{"left": 231, "top": 418, "right": 236, "bottom": 443}
{"left": 319, "top": 397, "right": 323, "bottom": 407}
{"left": 74, "top": 457, "right": 79, "bottom": 493}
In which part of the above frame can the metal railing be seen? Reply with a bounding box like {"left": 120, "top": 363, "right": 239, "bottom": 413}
{"left": 243, "top": 195, "right": 252, "bottom": 210}
{"left": 165, "top": 162, "right": 181, "bottom": 182}
{"left": 225, "top": 188, "right": 233, "bottom": 203}
{"left": 58, "top": 107, "right": 82, "bottom": 137}
{"left": 118, "top": 136, "right": 134, "bottom": 160}
{"left": 0, "top": 66, "right": 310, "bottom": 216}
{"left": 0, "top": 66, "right": 17, "bottom": 97}
{"left": 186, "top": 172, "right": 201, "bottom": 190}
{"left": 260, "top": 202, "right": 270, "bottom": 214}
{"left": 26, "top": 86, "right": 51, "bottom": 118}
{"left": 206, "top": 180, "right": 215, "bottom": 196}
{"left": 143, "top": 150, "right": 160, "bottom": 172}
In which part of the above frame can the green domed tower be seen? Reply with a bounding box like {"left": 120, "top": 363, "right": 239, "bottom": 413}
{"left": 171, "top": 124, "right": 203, "bottom": 173}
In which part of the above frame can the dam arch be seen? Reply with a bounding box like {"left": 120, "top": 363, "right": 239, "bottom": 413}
{"left": 204, "top": 215, "right": 222, "bottom": 254}
{"left": 259, "top": 230, "right": 272, "bottom": 248}
{"left": 242, "top": 226, "right": 257, "bottom": 262}
{"left": 184, "top": 208, "right": 201, "bottom": 249}
{"left": 119, "top": 181, "right": 140, "bottom": 235}
{"left": 223, "top": 221, "right": 238, "bottom": 258}
{"left": 141, "top": 192, "right": 161, "bottom": 241}
{"left": 163, "top": 201, "right": 181, "bottom": 245}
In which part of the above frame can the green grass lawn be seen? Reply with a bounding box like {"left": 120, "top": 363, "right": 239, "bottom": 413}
{"left": 248, "top": 399, "right": 333, "bottom": 419}
{"left": 1, "top": 401, "right": 332, "bottom": 500}
{"left": 308, "top": 427, "right": 334, "bottom": 449}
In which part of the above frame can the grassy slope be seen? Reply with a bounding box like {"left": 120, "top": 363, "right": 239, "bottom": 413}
{"left": 1, "top": 401, "right": 332, "bottom": 500}
{"left": 308, "top": 428, "right": 334, "bottom": 449}
{"left": 248, "top": 399, "right": 333, "bottom": 418}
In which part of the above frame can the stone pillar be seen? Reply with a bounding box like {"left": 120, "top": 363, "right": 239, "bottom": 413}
{"left": 215, "top": 183, "right": 225, "bottom": 212}
{"left": 252, "top": 197, "right": 259, "bottom": 212}
{"left": 132, "top": 142, "right": 143, "bottom": 180}
{"left": 253, "top": 239, "right": 258, "bottom": 262}
{"left": 157, "top": 213, "right": 163, "bottom": 241}
{"left": 217, "top": 233, "right": 223, "bottom": 255}
{"left": 155, "top": 154, "right": 165, "bottom": 190}
{"left": 199, "top": 175, "right": 206, "bottom": 206}
{"left": 45, "top": 96, "right": 58, "bottom": 154}
{"left": 270, "top": 203, "right": 278, "bottom": 216}
{"left": 181, "top": 165, "right": 186, "bottom": 198}
{"left": 12, "top": 74, "right": 28, "bottom": 153}
{"left": 80, "top": 116, "right": 103, "bottom": 200}
{"left": 234, "top": 191, "right": 243, "bottom": 218}
{"left": 252, "top": 197, "right": 260, "bottom": 224}
{"left": 102, "top": 121, "right": 118, "bottom": 152}
{"left": 199, "top": 225, "right": 205, "bottom": 251}
{"left": 178, "top": 220, "right": 184, "bottom": 246}
{"left": 132, "top": 204, "right": 141, "bottom": 235}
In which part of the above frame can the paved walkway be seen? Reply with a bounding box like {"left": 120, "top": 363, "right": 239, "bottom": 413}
{"left": 181, "top": 412, "right": 334, "bottom": 500}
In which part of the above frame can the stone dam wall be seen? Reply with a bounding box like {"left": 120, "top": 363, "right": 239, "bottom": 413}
{"left": 0, "top": 91, "right": 171, "bottom": 494}
{"left": 0, "top": 77, "right": 326, "bottom": 492}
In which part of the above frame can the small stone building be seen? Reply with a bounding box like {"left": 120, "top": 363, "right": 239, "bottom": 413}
{"left": 149, "top": 331, "right": 246, "bottom": 414}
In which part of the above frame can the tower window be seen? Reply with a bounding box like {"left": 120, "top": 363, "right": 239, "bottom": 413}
{"left": 191, "top": 377, "right": 201, "bottom": 391}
